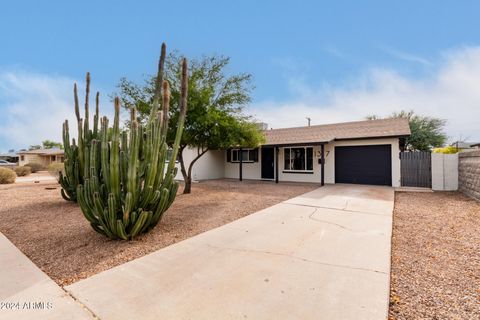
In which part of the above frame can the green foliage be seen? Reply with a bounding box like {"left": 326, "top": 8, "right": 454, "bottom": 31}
{"left": 42, "top": 140, "right": 63, "bottom": 149}
{"left": 14, "top": 166, "right": 31, "bottom": 176}
{"left": 433, "top": 146, "right": 459, "bottom": 154}
{"left": 367, "top": 110, "right": 446, "bottom": 151}
{"left": 116, "top": 52, "right": 264, "bottom": 193}
{"left": 24, "top": 162, "right": 44, "bottom": 173}
{"left": 64, "top": 44, "right": 189, "bottom": 240}
{"left": 0, "top": 167, "right": 16, "bottom": 184}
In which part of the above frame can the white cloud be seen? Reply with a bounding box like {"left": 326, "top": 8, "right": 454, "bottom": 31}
{"left": 0, "top": 71, "right": 112, "bottom": 152}
{"left": 249, "top": 46, "right": 480, "bottom": 142}
{"left": 381, "top": 46, "right": 432, "bottom": 66}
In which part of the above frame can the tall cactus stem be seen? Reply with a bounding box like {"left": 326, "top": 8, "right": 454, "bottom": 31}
{"left": 167, "top": 58, "right": 188, "bottom": 175}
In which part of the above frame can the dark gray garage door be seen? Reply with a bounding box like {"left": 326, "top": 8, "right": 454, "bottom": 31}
{"left": 335, "top": 145, "right": 392, "bottom": 186}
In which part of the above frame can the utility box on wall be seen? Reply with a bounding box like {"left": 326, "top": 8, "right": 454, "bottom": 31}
{"left": 431, "top": 153, "right": 458, "bottom": 191}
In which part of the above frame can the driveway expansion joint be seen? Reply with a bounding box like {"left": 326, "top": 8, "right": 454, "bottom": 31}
{"left": 283, "top": 201, "right": 390, "bottom": 217}
{"left": 205, "top": 244, "right": 388, "bottom": 275}
{"left": 64, "top": 288, "right": 100, "bottom": 320}
{"left": 306, "top": 207, "right": 386, "bottom": 235}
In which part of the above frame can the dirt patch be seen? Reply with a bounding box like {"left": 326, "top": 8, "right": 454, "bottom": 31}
{"left": 389, "top": 192, "right": 480, "bottom": 319}
{"left": 0, "top": 179, "right": 316, "bottom": 286}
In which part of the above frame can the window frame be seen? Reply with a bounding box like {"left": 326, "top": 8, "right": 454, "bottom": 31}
{"left": 230, "top": 148, "right": 254, "bottom": 163}
{"left": 283, "top": 146, "right": 314, "bottom": 173}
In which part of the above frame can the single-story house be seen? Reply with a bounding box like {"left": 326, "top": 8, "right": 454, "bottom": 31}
{"left": 450, "top": 141, "right": 480, "bottom": 150}
{"left": 175, "top": 118, "right": 411, "bottom": 187}
{"left": 0, "top": 150, "right": 19, "bottom": 163}
{"left": 18, "top": 148, "right": 65, "bottom": 167}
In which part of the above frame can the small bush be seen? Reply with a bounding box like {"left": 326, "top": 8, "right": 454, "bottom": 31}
{"left": 14, "top": 166, "right": 31, "bottom": 177}
{"left": 0, "top": 167, "right": 16, "bottom": 184}
{"left": 47, "top": 163, "right": 64, "bottom": 178}
{"left": 433, "top": 146, "right": 459, "bottom": 154}
{"left": 25, "top": 162, "right": 44, "bottom": 173}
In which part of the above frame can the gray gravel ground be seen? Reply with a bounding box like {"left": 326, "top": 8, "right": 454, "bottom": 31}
{"left": 389, "top": 191, "right": 480, "bottom": 320}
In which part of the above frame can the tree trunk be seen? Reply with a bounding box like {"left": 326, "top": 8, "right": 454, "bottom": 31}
{"left": 183, "top": 174, "right": 193, "bottom": 194}
{"left": 177, "top": 146, "right": 189, "bottom": 189}
{"left": 180, "top": 147, "right": 209, "bottom": 194}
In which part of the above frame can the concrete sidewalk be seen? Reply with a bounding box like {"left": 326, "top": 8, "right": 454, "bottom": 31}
{"left": 0, "top": 233, "right": 94, "bottom": 320}
{"left": 66, "top": 184, "right": 394, "bottom": 320}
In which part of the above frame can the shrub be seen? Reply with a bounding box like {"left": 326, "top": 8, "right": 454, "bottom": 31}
{"left": 0, "top": 167, "right": 16, "bottom": 184}
{"left": 24, "top": 162, "right": 44, "bottom": 173}
{"left": 14, "top": 166, "right": 31, "bottom": 177}
{"left": 47, "top": 163, "right": 64, "bottom": 178}
{"left": 433, "top": 146, "right": 459, "bottom": 154}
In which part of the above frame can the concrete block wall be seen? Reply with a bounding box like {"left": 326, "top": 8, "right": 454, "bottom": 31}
{"left": 431, "top": 153, "right": 458, "bottom": 191}
{"left": 458, "top": 150, "right": 480, "bottom": 200}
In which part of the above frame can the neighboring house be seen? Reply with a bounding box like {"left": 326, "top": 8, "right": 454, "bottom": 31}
{"left": 18, "top": 148, "right": 64, "bottom": 167}
{"left": 450, "top": 141, "right": 480, "bottom": 150}
{"left": 176, "top": 118, "right": 411, "bottom": 187}
{"left": 0, "top": 150, "right": 19, "bottom": 163}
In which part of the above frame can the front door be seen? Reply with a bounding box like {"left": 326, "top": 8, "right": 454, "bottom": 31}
{"left": 261, "top": 147, "right": 275, "bottom": 179}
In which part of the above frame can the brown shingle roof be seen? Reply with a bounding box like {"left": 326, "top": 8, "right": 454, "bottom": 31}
{"left": 263, "top": 118, "right": 410, "bottom": 145}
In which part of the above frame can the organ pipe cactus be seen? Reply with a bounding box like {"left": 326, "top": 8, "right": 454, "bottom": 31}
{"left": 59, "top": 73, "right": 100, "bottom": 201}
{"left": 60, "top": 43, "right": 188, "bottom": 239}
{"left": 73, "top": 46, "right": 188, "bottom": 239}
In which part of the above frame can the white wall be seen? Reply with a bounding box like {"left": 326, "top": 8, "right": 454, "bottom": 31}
{"left": 223, "top": 137, "right": 401, "bottom": 187}
{"left": 173, "top": 148, "right": 224, "bottom": 181}
{"left": 431, "top": 153, "right": 458, "bottom": 191}
{"left": 224, "top": 150, "right": 262, "bottom": 180}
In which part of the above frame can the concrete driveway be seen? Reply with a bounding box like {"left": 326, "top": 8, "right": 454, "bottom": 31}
{"left": 66, "top": 184, "right": 394, "bottom": 320}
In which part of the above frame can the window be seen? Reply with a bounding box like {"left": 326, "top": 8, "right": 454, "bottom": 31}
{"left": 166, "top": 149, "right": 179, "bottom": 163}
{"left": 284, "top": 147, "right": 313, "bottom": 172}
{"left": 51, "top": 155, "right": 56, "bottom": 162}
{"left": 21, "top": 155, "right": 25, "bottom": 161}
{"left": 229, "top": 149, "right": 258, "bottom": 163}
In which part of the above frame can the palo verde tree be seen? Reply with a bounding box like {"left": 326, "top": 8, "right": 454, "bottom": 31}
{"left": 42, "top": 140, "right": 63, "bottom": 149}
{"left": 366, "top": 110, "right": 447, "bottom": 151}
{"left": 116, "top": 53, "right": 264, "bottom": 194}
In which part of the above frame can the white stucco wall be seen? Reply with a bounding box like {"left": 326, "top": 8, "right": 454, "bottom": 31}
{"left": 173, "top": 148, "right": 224, "bottom": 181}
{"left": 224, "top": 151, "right": 262, "bottom": 180}
{"left": 431, "top": 153, "right": 458, "bottom": 191}
{"left": 223, "top": 137, "right": 402, "bottom": 187}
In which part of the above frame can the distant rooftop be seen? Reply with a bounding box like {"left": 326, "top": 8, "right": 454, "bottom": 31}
{"left": 17, "top": 148, "right": 64, "bottom": 155}
{"left": 263, "top": 118, "right": 411, "bottom": 146}
{"left": 0, "top": 152, "right": 19, "bottom": 157}
{"left": 450, "top": 141, "right": 480, "bottom": 149}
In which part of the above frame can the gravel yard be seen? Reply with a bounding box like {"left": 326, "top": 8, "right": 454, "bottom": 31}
{"left": 0, "top": 179, "right": 316, "bottom": 286}
{"left": 390, "top": 191, "right": 480, "bottom": 320}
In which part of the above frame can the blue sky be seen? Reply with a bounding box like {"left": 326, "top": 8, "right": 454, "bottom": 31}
{"left": 1, "top": 1, "right": 480, "bottom": 151}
